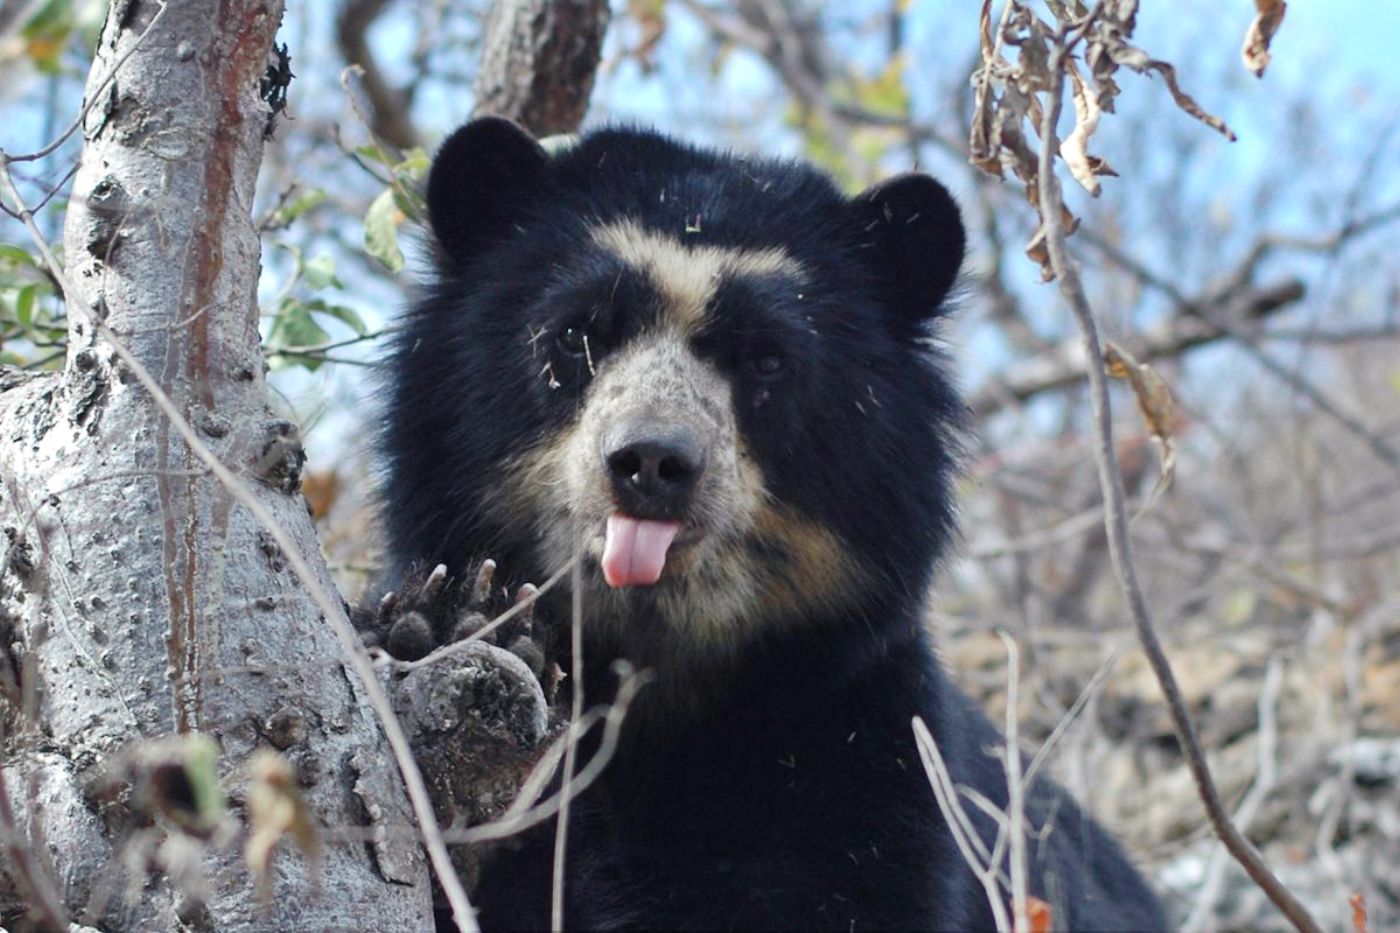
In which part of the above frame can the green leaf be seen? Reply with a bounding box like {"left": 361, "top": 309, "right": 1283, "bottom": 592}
{"left": 313, "top": 301, "right": 367, "bottom": 336}
{"left": 364, "top": 188, "right": 405, "bottom": 273}
{"left": 270, "top": 188, "right": 327, "bottom": 227}
{"left": 20, "top": 0, "right": 69, "bottom": 37}
{"left": 21, "top": 0, "right": 75, "bottom": 74}
{"left": 0, "top": 244, "right": 37, "bottom": 267}
{"left": 15, "top": 285, "right": 37, "bottom": 332}
{"left": 277, "top": 300, "right": 332, "bottom": 347}
{"left": 181, "top": 734, "right": 227, "bottom": 831}
{"left": 850, "top": 55, "right": 910, "bottom": 119}
{"left": 394, "top": 147, "right": 431, "bottom": 175}
{"left": 392, "top": 186, "right": 427, "bottom": 223}
{"left": 354, "top": 144, "right": 394, "bottom": 167}
{"left": 269, "top": 297, "right": 332, "bottom": 369}
{"left": 302, "top": 253, "right": 342, "bottom": 291}
{"left": 1220, "top": 589, "right": 1258, "bottom": 628}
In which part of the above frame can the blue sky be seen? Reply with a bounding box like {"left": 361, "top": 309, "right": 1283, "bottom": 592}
{"left": 1267, "top": 0, "right": 1400, "bottom": 87}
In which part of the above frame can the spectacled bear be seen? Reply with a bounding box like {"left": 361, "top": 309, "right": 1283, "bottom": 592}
{"left": 378, "top": 116, "right": 1166, "bottom": 931}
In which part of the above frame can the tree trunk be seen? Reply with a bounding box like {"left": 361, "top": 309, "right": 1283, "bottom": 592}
{"left": 0, "top": 1, "right": 430, "bottom": 928}
{"left": 473, "top": 0, "right": 612, "bottom": 136}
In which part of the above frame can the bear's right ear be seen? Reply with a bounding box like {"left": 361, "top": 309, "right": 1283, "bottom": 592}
{"left": 426, "top": 117, "right": 549, "bottom": 265}
{"left": 847, "top": 173, "right": 965, "bottom": 326}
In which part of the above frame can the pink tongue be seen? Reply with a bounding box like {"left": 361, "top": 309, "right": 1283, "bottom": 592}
{"left": 602, "top": 515, "right": 682, "bottom": 588}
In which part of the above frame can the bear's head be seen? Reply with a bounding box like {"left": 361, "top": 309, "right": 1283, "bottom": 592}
{"left": 385, "top": 118, "right": 966, "bottom": 657}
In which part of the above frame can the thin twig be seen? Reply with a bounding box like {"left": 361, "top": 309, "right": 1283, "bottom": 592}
{"left": 7, "top": 1, "right": 172, "bottom": 164}
{"left": 1255, "top": 324, "right": 1400, "bottom": 344}
{"left": 998, "top": 632, "right": 1030, "bottom": 933}
{"left": 1078, "top": 227, "right": 1400, "bottom": 475}
{"left": 11, "top": 159, "right": 80, "bottom": 219}
{"left": 0, "top": 765, "right": 67, "bottom": 932}
{"left": 1032, "top": 28, "right": 1322, "bottom": 933}
{"left": 0, "top": 161, "right": 480, "bottom": 933}
{"left": 912, "top": 716, "right": 1013, "bottom": 933}
{"left": 1200, "top": 311, "right": 1400, "bottom": 475}
{"left": 266, "top": 326, "right": 398, "bottom": 357}
{"left": 1022, "top": 647, "right": 1121, "bottom": 789}
{"left": 336, "top": 0, "right": 419, "bottom": 150}
{"left": 1183, "top": 655, "right": 1285, "bottom": 932}
{"left": 971, "top": 502, "right": 1126, "bottom": 559}
{"left": 1233, "top": 200, "right": 1400, "bottom": 273}
{"left": 551, "top": 544, "right": 588, "bottom": 932}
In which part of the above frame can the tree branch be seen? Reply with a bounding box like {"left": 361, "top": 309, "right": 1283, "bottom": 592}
{"left": 1031, "top": 19, "right": 1321, "bottom": 933}
{"left": 472, "top": 0, "right": 611, "bottom": 136}
{"left": 969, "top": 278, "right": 1305, "bottom": 417}
{"left": 336, "top": 0, "right": 419, "bottom": 150}
{"left": 1078, "top": 224, "right": 1400, "bottom": 474}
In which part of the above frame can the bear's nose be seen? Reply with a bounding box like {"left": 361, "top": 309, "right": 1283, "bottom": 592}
{"left": 603, "top": 425, "right": 706, "bottom": 520}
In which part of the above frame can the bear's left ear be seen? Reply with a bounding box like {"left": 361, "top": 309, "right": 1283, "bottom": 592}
{"left": 848, "top": 173, "right": 965, "bottom": 323}
{"left": 426, "top": 117, "right": 550, "bottom": 267}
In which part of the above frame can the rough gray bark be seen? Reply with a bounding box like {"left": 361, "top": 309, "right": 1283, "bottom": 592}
{"left": 387, "top": 641, "right": 550, "bottom": 887}
{"left": 0, "top": 1, "right": 432, "bottom": 928}
{"left": 472, "top": 0, "right": 611, "bottom": 136}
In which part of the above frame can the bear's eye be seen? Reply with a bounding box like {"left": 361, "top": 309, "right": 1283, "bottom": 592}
{"left": 750, "top": 351, "right": 786, "bottom": 378}
{"left": 556, "top": 325, "right": 588, "bottom": 357}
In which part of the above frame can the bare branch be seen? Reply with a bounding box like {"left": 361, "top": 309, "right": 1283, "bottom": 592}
{"left": 676, "top": 0, "right": 872, "bottom": 168}
{"left": 472, "top": 0, "right": 611, "bottom": 136}
{"left": 336, "top": 0, "right": 419, "bottom": 150}
{"left": 552, "top": 548, "right": 588, "bottom": 931}
{"left": 912, "top": 716, "right": 1013, "bottom": 933}
{"left": 999, "top": 633, "right": 1030, "bottom": 933}
{"left": 1077, "top": 226, "right": 1400, "bottom": 475}
{"left": 1027, "top": 16, "right": 1321, "bottom": 931}
{"left": 969, "top": 278, "right": 1305, "bottom": 417}
{"left": 5, "top": 1, "right": 173, "bottom": 165}
{"left": 1183, "top": 656, "right": 1286, "bottom": 932}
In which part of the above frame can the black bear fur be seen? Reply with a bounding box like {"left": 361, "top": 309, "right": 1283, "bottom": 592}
{"left": 379, "top": 117, "right": 1166, "bottom": 931}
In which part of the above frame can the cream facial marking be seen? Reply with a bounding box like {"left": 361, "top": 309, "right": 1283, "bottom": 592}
{"left": 494, "top": 334, "right": 863, "bottom": 655}
{"left": 590, "top": 219, "right": 804, "bottom": 333}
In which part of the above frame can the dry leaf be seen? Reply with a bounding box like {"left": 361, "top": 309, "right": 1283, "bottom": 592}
{"left": 1104, "top": 341, "right": 1178, "bottom": 516}
{"left": 301, "top": 468, "right": 341, "bottom": 521}
{"left": 626, "top": 0, "right": 668, "bottom": 73}
{"left": 1083, "top": 6, "right": 1237, "bottom": 141}
{"left": 1027, "top": 895, "right": 1054, "bottom": 933}
{"left": 1351, "top": 891, "right": 1368, "bottom": 933}
{"left": 246, "top": 749, "right": 321, "bottom": 905}
{"left": 1103, "top": 43, "right": 1237, "bottom": 141}
{"left": 1242, "top": 0, "right": 1287, "bottom": 78}
{"left": 120, "top": 734, "right": 227, "bottom": 839}
{"left": 978, "top": 0, "right": 995, "bottom": 60}
{"left": 1026, "top": 227, "right": 1052, "bottom": 280}
{"left": 1026, "top": 205, "right": 1079, "bottom": 281}
{"left": 967, "top": 1, "right": 1231, "bottom": 282}
{"left": 1060, "top": 61, "right": 1118, "bottom": 196}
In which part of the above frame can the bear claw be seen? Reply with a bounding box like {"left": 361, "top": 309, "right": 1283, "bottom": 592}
{"left": 353, "top": 559, "right": 554, "bottom": 683}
